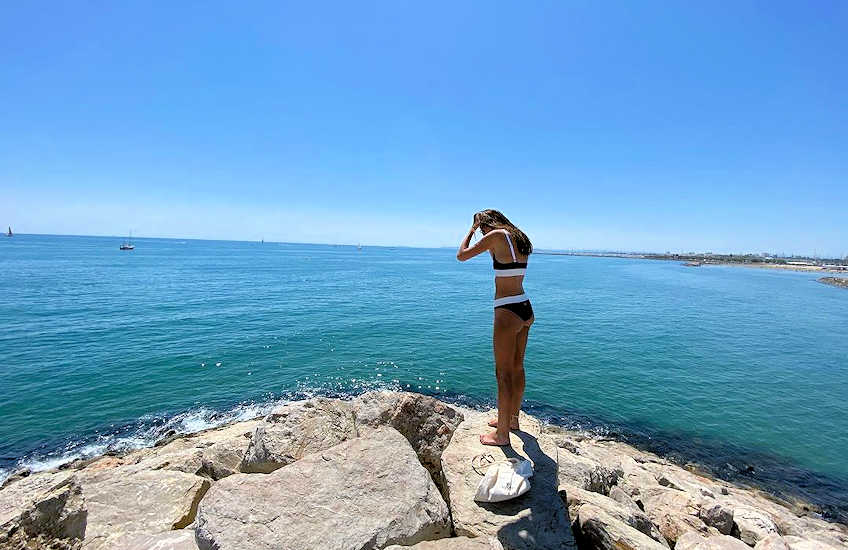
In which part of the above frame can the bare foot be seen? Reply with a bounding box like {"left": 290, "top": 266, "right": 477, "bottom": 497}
{"left": 480, "top": 431, "right": 511, "bottom": 446}
{"left": 488, "top": 417, "right": 520, "bottom": 430}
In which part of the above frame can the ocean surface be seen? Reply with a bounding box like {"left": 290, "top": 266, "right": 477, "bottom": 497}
{"left": 1, "top": 235, "right": 847, "bottom": 520}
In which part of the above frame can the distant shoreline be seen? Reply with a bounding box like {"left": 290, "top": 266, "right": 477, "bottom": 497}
{"left": 712, "top": 262, "right": 848, "bottom": 274}
{"left": 538, "top": 251, "right": 848, "bottom": 274}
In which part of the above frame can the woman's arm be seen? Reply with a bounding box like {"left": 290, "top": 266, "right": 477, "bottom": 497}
{"left": 457, "top": 224, "right": 498, "bottom": 261}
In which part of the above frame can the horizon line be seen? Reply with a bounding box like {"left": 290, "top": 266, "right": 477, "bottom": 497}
{"left": 6, "top": 232, "right": 846, "bottom": 260}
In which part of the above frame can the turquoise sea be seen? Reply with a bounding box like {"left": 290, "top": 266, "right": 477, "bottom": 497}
{"left": 1, "top": 235, "right": 847, "bottom": 520}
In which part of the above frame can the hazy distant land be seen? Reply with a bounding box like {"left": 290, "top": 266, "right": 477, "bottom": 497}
{"left": 538, "top": 251, "right": 848, "bottom": 274}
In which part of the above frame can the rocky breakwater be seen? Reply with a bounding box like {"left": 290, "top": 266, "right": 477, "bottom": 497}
{"left": 819, "top": 277, "right": 848, "bottom": 289}
{"left": 0, "top": 392, "right": 845, "bottom": 550}
{"left": 549, "top": 424, "right": 848, "bottom": 549}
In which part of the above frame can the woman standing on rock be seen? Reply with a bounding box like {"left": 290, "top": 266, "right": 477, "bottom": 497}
{"left": 457, "top": 209, "right": 534, "bottom": 446}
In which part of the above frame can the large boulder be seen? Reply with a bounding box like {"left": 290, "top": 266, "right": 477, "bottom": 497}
{"left": 699, "top": 501, "right": 735, "bottom": 535}
{"left": 80, "top": 470, "right": 210, "bottom": 550}
{"left": 731, "top": 506, "right": 779, "bottom": 546}
{"left": 0, "top": 472, "right": 86, "bottom": 548}
{"left": 239, "top": 393, "right": 464, "bottom": 490}
{"left": 441, "top": 410, "right": 577, "bottom": 549}
{"left": 1, "top": 471, "right": 75, "bottom": 529}
{"left": 754, "top": 534, "right": 790, "bottom": 550}
{"left": 575, "top": 504, "right": 669, "bottom": 550}
{"left": 675, "top": 531, "right": 750, "bottom": 550}
{"left": 122, "top": 420, "right": 259, "bottom": 480}
{"left": 239, "top": 398, "right": 359, "bottom": 473}
{"left": 556, "top": 442, "right": 623, "bottom": 496}
{"left": 639, "top": 487, "right": 713, "bottom": 545}
{"left": 545, "top": 426, "right": 662, "bottom": 499}
{"left": 385, "top": 536, "right": 502, "bottom": 549}
{"left": 111, "top": 529, "right": 200, "bottom": 550}
{"left": 352, "top": 391, "right": 464, "bottom": 489}
{"left": 560, "top": 484, "right": 668, "bottom": 547}
{"left": 781, "top": 534, "right": 844, "bottom": 550}
{"left": 196, "top": 427, "right": 451, "bottom": 550}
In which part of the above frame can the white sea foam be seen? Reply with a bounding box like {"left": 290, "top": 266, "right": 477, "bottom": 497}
{"left": 4, "top": 399, "right": 282, "bottom": 479}
{"left": 4, "top": 378, "right": 404, "bottom": 481}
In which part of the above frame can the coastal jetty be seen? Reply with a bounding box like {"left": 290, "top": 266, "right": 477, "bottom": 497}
{"left": 819, "top": 277, "right": 848, "bottom": 289}
{"left": 1, "top": 392, "right": 846, "bottom": 550}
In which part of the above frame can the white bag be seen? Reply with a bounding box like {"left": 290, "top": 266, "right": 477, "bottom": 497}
{"left": 473, "top": 456, "right": 534, "bottom": 503}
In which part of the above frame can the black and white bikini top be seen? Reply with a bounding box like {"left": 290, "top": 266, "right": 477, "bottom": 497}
{"left": 492, "top": 232, "right": 527, "bottom": 278}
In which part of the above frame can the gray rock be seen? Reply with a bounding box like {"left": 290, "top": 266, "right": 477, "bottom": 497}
{"left": 17, "top": 477, "right": 86, "bottom": 541}
{"left": 239, "top": 392, "right": 464, "bottom": 492}
{"left": 754, "top": 534, "right": 790, "bottom": 550}
{"left": 196, "top": 427, "right": 451, "bottom": 550}
{"left": 557, "top": 451, "right": 600, "bottom": 489}
{"left": 576, "top": 504, "right": 669, "bottom": 550}
{"left": 656, "top": 473, "right": 684, "bottom": 491}
{"left": 385, "top": 536, "right": 503, "bottom": 549}
{"left": 640, "top": 487, "right": 712, "bottom": 545}
{"left": 773, "top": 513, "right": 848, "bottom": 543}
{"left": 0, "top": 469, "right": 33, "bottom": 490}
{"left": 557, "top": 449, "right": 623, "bottom": 496}
{"left": 81, "top": 470, "right": 210, "bottom": 550}
{"left": 240, "top": 397, "right": 359, "bottom": 473}
{"left": 441, "top": 410, "right": 577, "bottom": 549}
{"left": 352, "top": 391, "right": 464, "bottom": 489}
{"left": 609, "top": 486, "right": 642, "bottom": 513}
{"left": 122, "top": 420, "right": 259, "bottom": 480}
{"left": 804, "top": 529, "right": 848, "bottom": 547}
{"left": 699, "top": 501, "right": 734, "bottom": 535}
{"left": 1, "top": 471, "right": 76, "bottom": 531}
{"left": 0, "top": 471, "right": 86, "bottom": 547}
{"left": 111, "top": 529, "right": 200, "bottom": 550}
{"left": 731, "top": 506, "right": 778, "bottom": 546}
{"left": 195, "top": 421, "right": 259, "bottom": 479}
{"left": 782, "top": 534, "right": 843, "bottom": 550}
{"left": 587, "top": 464, "right": 625, "bottom": 495}
{"left": 675, "top": 531, "right": 750, "bottom": 550}
{"left": 560, "top": 484, "right": 669, "bottom": 547}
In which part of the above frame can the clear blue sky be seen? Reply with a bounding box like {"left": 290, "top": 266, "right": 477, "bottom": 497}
{"left": 2, "top": 2, "right": 846, "bottom": 256}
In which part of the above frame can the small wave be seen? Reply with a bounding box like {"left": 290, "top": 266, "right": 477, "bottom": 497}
{"left": 2, "top": 400, "right": 283, "bottom": 482}
{"left": 1, "top": 377, "right": 406, "bottom": 483}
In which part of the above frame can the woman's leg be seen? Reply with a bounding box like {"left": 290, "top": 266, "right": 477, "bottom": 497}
{"left": 488, "top": 320, "right": 532, "bottom": 429}
{"left": 510, "top": 324, "right": 531, "bottom": 422}
{"left": 481, "top": 309, "right": 522, "bottom": 446}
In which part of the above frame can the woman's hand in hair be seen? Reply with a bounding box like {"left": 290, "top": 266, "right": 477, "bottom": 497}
{"left": 457, "top": 225, "right": 497, "bottom": 262}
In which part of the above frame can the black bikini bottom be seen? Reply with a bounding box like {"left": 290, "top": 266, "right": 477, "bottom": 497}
{"left": 495, "top": 300, "right": 534, "bottom": 322}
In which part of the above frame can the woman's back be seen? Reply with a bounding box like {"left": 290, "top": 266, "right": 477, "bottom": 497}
{"left": 490, "top": 230, "right": 528, "bottom": 299}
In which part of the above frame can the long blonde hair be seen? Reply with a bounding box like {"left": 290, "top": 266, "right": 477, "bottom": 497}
{"left": 475, "top": 209, "right": 533, "bottom": 256}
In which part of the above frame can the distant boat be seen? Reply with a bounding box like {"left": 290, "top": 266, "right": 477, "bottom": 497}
{"left": 119, "top": 231, "right": 135, "bottom": 250}
{"left": 6, "top": 226, "right": 11, "bottom": 237}
{"left": 357, "top": 243, "right": 363, "bottom": 251}
{"left": 683, "top": 261, "right": 702, "bottom": 267}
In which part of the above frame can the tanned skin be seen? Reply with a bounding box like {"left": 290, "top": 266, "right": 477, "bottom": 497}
{"left": 457, "top": 214, "right": 534, "bottom": 446}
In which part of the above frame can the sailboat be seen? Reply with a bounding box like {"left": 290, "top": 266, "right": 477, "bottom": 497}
{"left": 5, "top": 226, "right": 11, "bottom": 237}
{"left": 119, "top": 231, "right": 135, "bottom": 250}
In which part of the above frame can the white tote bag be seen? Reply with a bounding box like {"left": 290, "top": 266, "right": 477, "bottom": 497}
{"left": 473, "top": 456, "right": 534, "bottom": 503}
